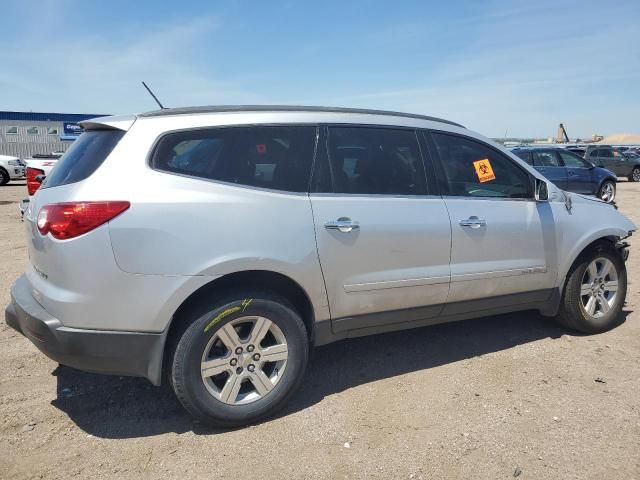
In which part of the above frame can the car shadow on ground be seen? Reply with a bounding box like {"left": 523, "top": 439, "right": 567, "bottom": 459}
{"left": 50, "top": 309, "right": 628, "bottom": 439}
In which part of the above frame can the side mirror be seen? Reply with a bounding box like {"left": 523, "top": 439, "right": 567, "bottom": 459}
{"left": 535, "top": 178, "right": 549, "bottom": 202}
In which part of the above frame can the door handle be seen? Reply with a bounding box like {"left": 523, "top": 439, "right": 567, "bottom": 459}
{"left": 459, "top": 217, "right": 486, "bottom": 229}
{"left": 325, "top": 217, "right": 360, "bottom": 233}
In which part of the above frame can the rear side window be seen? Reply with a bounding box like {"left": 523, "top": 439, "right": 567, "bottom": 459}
{"left": 513, "top": 150, "right": 533, "bottom": 165}
{"left": 431, "top": 132, "right": 532, "bottom": 199}
{"left": 152, "top": 126, "right": 317, "bottom": 192}
{"left": 323, "top": 126, "right": 427, "bottom": 195}
{"left": 43, "top": 130, "right": 125, "bottom": 189}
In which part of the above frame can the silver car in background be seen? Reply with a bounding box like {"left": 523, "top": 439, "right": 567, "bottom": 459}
{"left": 6, "top": 106, "right": 635, "bottom": 427}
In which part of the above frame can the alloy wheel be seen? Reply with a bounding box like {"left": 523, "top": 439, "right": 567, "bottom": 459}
{"left": 599, "top": 182, "right": 615, "bottom": 203}
{"left": 580, "top": 257, "right": 618, "bottom": 318}
{"left": 200, "top": 316, "right": 288, "bottom": 405}
{"left": 633, "top": 168, "right": 640, "bottom": 182}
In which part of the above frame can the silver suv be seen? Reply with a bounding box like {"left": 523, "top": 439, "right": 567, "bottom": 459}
{"left": 6, "top": 106, "right": 636, "bottom": 427}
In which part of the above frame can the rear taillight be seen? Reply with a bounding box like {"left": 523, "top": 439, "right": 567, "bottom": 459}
{"left": 37, "top": 201, "right": 130, "bottom": 240}
{"left": 26, "top": 167, "right": 44, "bottom": 195}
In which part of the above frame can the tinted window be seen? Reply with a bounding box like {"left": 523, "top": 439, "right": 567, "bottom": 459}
{"left": 589, "top": 149, "right": 600, "bottom": 157}
{"left": 600, "top": 149, "right": 614, "bottom": 158}
{"left": 432, "top": 132, "right": 531, "bottom": 198}
{"left": 325, "top": 127, "right": 427, "bottom": 195}
{"left": 153, "top": 126, "right": 316, "bottom": 192}
{"left": 532, "top": 150, "right": 561, "bottom": 167}
{"left": 559, "top": 150, "right": 590, "bottom": 168}
{"left": 513, "top": 150, "right": 533, "bottom": 165}
{"left": 43, "top": 130, "right": 125, "bottom": 189}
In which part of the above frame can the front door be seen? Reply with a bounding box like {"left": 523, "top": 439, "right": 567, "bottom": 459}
{"left": 557, "top": 149, "right": 595, "bottom": 194}
{"left": 426, "top": 131, "right": 557, "bottom": 314}
{"left": 310, "top": 126, "right": 452, "bottom": 332}
{"left": 531, "top": 149, "right": 568, "bottom": 190}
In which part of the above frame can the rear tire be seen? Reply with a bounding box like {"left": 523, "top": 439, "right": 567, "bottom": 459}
{"left": 629, "top": 167, "right": 640, "bottom": 182}
{"left": 0, "top": 168, "right": 9, "bottom": 186}
{"left": 597, "top": 180, "right": 616, "bottom": 203}
{"left": 171, "top": 292, "right": 308, "bottom": 428}
{"left": 554, "top": 243, "right": 626, "bottom": 334}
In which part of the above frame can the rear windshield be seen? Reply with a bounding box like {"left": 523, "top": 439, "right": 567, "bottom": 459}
{"left": 43, "top": 130, "right": 124, "bottom": 189}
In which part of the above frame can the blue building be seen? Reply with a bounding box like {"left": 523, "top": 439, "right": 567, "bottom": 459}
{"left": 0, "top": 111, "right": 107, "bottom": 159}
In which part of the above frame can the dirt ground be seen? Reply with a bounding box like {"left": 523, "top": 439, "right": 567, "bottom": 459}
{"left": 1, "top": 181, "right": 639, "bottom": 480}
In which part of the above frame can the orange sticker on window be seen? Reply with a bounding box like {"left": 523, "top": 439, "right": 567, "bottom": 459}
{"left": 473, "top": 158, "right": 496, "bottom": 183}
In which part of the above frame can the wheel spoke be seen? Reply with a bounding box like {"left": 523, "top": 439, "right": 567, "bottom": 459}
{"left": 580, "top": 284, "right": 592, "bottom": 296}
{"left": 201, "top": 357, "right": 230, "bottom": 378}
{"left": 248, "top": 317, "right": 272, "bottom": 345}
{"left": 587, "top": 262, "right": 598, "bottom": 282}
{"left": 585, "top": 295, "right": 597, "bottom": 316}
{"left": 250, "top": 369, "right": 274, "bottom": 396}
{"left": 598, "top": 294, "right": 611, "bottom": 313}
{"left": 216, "top": 323, "right": 242, "bottom": 350}
{"left": 598, "top": 259, "right": 613, "bottom": 279}
{"left": 260, "top": 343, "right": 288, "bottom": 362}
{"left": 603, "top": 280, "right": 618, "bottom": 293}
{"left": 220, "top": 374, "right": 243, "bottom": 403}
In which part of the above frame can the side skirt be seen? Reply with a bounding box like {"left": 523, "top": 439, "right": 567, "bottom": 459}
{"left": 314, "top": 288, "right": 558, "bottom": 346}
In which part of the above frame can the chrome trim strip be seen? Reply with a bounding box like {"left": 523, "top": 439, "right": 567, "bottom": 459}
{"left": 344, "top": 275, "right": 450, "bottom": 293}
{"left": 451, "top": 266, "right": 548, "bottom": 283}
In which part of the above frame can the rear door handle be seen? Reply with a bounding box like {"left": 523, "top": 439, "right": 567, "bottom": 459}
{"left": 325, "top": 217, "right": 360, "bottom": 233}
{"left": 459, "top": 217, "right": 486, "bottom": 229}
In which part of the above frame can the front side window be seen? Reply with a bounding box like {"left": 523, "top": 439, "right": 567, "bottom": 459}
{"left": 532, "top": 150, "right": 561, "bottom": 167}
{"left": 6, "top": 126, "right": 18, "bottom": 134}
{"left": 26, "top": 127, "right": 39, "bottom": 135}
{"left": 431, "top": 132, "right": 532, "bottom": 198}
{"left": 152, "top": 126, "right": 317, "bottom": 192}
{"left": 324, "top": 127, "right": 427, "bottom": 195}
{"left": 600, "top": 149, "right": 614, "bottom": 158}
{"left": 559, "top": 150, "right": 590, "bottom": 168}
{"left": 589, "top": 149, "right": 600, "bottom": 158}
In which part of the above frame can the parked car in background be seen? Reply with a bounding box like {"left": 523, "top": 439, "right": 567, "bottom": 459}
{"left": 584, "top": 145, "right": 640, "bottom": 182}
{"left": 6, "top": 106, "right": 635, "bottom": 427}
{"left": 512, "top": 147, "right": 617, "bottom": 203}
{"left": 19, "top": 153, "right": 62, "bottom": 215}
{"left": 0, "top": 154, "right": 26, "bottom": 185}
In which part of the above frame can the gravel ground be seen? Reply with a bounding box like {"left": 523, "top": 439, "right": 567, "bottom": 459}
{"left": 1, "top": 180, "right": 639, "bottom": 480}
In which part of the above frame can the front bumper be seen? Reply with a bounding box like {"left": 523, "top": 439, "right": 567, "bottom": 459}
{"left": 5, "top": 274, "right": 165, "bottom": 385}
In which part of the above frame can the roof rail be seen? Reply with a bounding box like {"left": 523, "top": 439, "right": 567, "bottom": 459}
{"left": 138, "top": 105, "right": 465, "bottom": 128}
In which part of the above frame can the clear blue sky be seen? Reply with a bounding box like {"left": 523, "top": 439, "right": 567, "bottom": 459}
{"left": 2, "top": 0, "right": 639, "bottom": 138}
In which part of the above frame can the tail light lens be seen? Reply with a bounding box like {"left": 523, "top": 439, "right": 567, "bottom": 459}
{"left": 26, "top": 167, "right": 45, "bottom": 195}
{"left": 37, "top": 201, "right": 130, "bottom": 240}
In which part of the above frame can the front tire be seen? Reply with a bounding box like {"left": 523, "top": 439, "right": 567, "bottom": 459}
{"left": 0, "top": 168, "right": 9, "bottom": 186}
{"left": 171, "top": 293, "right": 309, "bottom": 428}
{"left": 629, "top": 166, "right": 640, "bottom": 182}
{"left": 597, "top": 180, "right": 616, "bottom": 203}
{"left": 555, "top": 243, "right": 626, "bottom": 334}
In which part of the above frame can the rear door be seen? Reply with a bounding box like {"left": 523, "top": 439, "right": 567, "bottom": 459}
{"left": 426, "top": 131, "right": 556, "bottom": 313}
{"left": 558, "top": 149, "right": 596, "bottom": 194}
{"left": 530, "top": 149, "right": 568, "bottom": 189}
{"left": 310, "top": 126, "right": 452, "bottom": 332}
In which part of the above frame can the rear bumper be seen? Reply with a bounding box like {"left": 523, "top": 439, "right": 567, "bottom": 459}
{"left": 5, "top": 274, "right": 165, "bottom": 385}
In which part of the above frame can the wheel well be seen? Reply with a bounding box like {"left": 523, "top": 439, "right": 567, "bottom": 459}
{"left": 566, "top": 236, "right": 619, "bottom": 279}
{"left": 164, "top": 270, "right": 316, "bottom": 365}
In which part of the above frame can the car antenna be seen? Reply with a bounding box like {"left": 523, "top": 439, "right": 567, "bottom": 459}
{"left": 141, "top": 81, "right": 166, "bottom": 109}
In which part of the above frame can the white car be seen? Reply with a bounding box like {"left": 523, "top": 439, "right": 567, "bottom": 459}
{"left": 20, "top": 154, "right": 61, "bottom": 215}
{"left": 0, "top": 154, "right": 26, "bottom": 185}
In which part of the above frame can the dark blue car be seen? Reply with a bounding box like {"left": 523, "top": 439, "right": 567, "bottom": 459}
{"left": 511, "top": 147, "right": 617, "bottom": 203}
